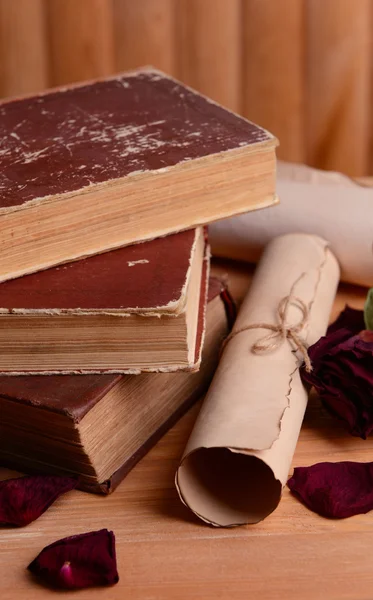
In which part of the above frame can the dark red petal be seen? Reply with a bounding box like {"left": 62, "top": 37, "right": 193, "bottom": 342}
{"left": 302, "top": 329, "right": 355, "bottom": 387}
{"left": 28, "top": 529, "right": 119, "bottom": 589}
{"left": 327, "top": 306, "right": 365, "bottom": 335}
{"left": 320, "top": 393, "right": 363, "bottom": 437}
{"left": 288, "top": 462, "right": 373, "bottom": 518}
{"left": 0, "top": 475, "right": 77, "bottom": 527}
{"left": 301, "top": 307, "right": 373, "bottom": 438}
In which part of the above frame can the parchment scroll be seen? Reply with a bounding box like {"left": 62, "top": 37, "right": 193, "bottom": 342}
{"left": 176, "top": 233, "right": 340, "bottom": 527}
{"left": 210, "top": 161, "right": 373, "bottom": 287}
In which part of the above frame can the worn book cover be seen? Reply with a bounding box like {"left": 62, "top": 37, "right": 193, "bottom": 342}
{"left": 0, "top": 278, "right": 235, "bottom": 493}
{"left": 0, "top": 67, "right": 277, "bottom": 282}
{"left": 0, "top": 228, "right": 209, "bottom": 374}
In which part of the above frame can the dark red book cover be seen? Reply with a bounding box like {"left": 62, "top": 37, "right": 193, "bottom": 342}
{"left": 0, "top": 227, "right": 208, "bottom": 374}
{"left": 0, "top": 68, "right": 276, "bottom": 285}
{"left": 0, "top": 69, "right": 274, "bottom": 212}
{"left": 0, "top": 228, "right": 201, "bottom": 314}
{"left": 0, "top": 278, "right": 235, "bottom": 494}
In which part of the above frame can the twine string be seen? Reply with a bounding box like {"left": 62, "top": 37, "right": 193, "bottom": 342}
{"left": 221, "top": 295, "right": 313, "bottom": 373}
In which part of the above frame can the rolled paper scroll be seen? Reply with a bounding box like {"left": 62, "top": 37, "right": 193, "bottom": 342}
{"left": 176, "top": 233, "right": 340, "bottom": 527}
{"left": 209, "top": 161, "right": 373, "bottom": 287}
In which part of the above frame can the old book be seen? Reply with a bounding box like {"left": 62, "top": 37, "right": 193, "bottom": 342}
{"left": 0, "top": 278, "right": 234, "bottom": 493}
{"left": 0, "top": 67, "right": 277, "bottom": 283}
{"left": 0, "top": 228, "right": 208, "bottom": 374}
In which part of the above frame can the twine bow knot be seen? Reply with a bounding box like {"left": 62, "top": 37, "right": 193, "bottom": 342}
{"left": 222, "top": 295, "right": 313, "bottom": 372}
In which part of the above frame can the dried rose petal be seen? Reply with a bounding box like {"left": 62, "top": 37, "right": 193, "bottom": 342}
{"left": 302, "top": 305, "right": 373, "bottom": 438}
{"left": 0, "top": 475, "right": 77, "bottom": 527}
{"left": 327, "top": 305, "right": 365, "bottom": 335}
{"left": 28, "top": 529, "right": 119, "bottom": 589}
{"left": 288, "top": 461, "right": 373, "bottom": 518}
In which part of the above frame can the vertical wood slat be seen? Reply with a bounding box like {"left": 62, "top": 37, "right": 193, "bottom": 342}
{"left": 242, "top": 0, "right": 305, "bottom": 163}
{"left": 46, "top": 0, "right": 115, "bottom": 87}
{"left": 306, "top": 0, "right": 372, "bottom": 177}
{"left": 113, "top": 0, "right": 176, "bottom": 75}
{"left": 0, "top": 0, "right": 48, "bottom": 98}
{"left": 176, "top": 0, "right": 242, "bottom": 112}
{"left": 0, "top": 0, "right": 372, "bottom": 175}
{"left": 370, "top": 6, "right": 373, "bottom": 175}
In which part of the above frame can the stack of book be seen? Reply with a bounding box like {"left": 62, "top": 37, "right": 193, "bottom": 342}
{"left": 0, "top": 68, "right": 277, "bottom": 492}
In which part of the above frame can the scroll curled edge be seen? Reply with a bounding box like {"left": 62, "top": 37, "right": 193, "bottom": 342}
{"left": 209, "top": 161, "right": 373, "bottom": 287}
{"left": 176, "top": 233, "right": 340, "bottom": 527}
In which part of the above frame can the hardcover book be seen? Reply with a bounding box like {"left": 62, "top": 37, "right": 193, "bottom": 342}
{"left": 0, "top": 278, "right": 234, "bottom": 493}
{"left": 0, "top": 67, "right": 277, "bottom": 282}
{"left": 0, "top": 228, "right": 208, "bottom": 374}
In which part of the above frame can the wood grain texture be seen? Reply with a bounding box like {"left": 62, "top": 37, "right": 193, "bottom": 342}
{"left": 242, "top": 0, "right": 305, "bottom": 162}
{"left": 46, "top": 0, "right": 115, "bottom": 86}
{"left": 0, "top": 1, "right": 373, "bottom": 174}
{"left": 0, "top": 0, "right": 48, "bottom": 98}
{"left": 113, "top": 0, "right": 176, "bottom": 75}
{"left": 177, "top": 0, "right": 242, "bottom": 111}
{"left": 306, "top": 0, "right": 372, "bottom": 176}
{"left": 0, "top": 259, "right": 371, "bottom": 600}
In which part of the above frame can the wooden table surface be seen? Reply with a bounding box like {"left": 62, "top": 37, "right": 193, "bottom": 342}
{"left": 0, "top": 258, "right": 371, "bottom": 600}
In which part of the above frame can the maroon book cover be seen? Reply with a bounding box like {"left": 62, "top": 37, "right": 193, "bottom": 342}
{"left": 0, "top": 278, "right": 235, "bottom": 494}
{"left": 0, "top": 227, "right": 209, "bottom": 374}
{"left": 0, "top": 68, "right": 277, "bottom": 285}
{"left": 0, "top": 69, "right": 274, "bottom": 212}
{"left": 0, "top": 228, "right": 201, "bottom": 314}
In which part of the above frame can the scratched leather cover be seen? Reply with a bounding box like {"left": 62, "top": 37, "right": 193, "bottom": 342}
{"left": 0, "top": 69, "right": 273, "bottom": 212}
{"left": 0, "top": 229, "right": 198, "bottom": 310}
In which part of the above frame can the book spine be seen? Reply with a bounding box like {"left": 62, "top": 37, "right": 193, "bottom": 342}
{"left": 113, "top": 0, "right": 177, "bottom": 76}
{"left": 176, "top": 0, "right": 241, "bottom": 112}
{"left": 306, "top": 0, "right": 372, "bottom": 176}
{"left": 0, "top": 0, "right": 48, "bottom": 98}
{"left": 47, "top": 0, "right": 114, "bottom": 86}
{"left": 242, "top": 0, "right": 305, "bottom": 163}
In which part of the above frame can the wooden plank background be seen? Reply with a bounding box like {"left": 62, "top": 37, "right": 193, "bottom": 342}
{"left": 0, "top": 0, "right": 372, "bottom": 176}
